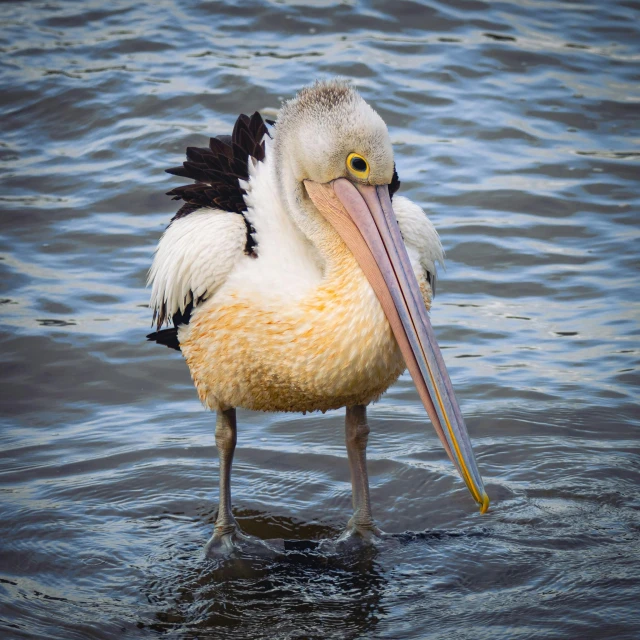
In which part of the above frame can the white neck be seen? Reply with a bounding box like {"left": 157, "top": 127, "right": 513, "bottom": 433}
{"left": 233, "top": 138, "right": 324, "bottom": 300}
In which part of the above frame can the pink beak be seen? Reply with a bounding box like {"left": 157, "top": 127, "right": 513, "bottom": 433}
{"left": 305, "top": 178, "right": 489, "bottom": 513}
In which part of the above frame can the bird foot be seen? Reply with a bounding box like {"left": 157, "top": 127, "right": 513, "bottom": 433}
{"left": 332, "top": 523, "right": 386, "bottom": 551}
{"left": 204, "top": 525, "right": 284, "bottom": 558}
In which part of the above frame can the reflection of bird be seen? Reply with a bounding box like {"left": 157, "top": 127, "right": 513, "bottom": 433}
{"left": 148, "top": 80, "right": 488, "bottom": 555}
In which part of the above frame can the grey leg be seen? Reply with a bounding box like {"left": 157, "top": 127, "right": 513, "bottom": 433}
{"left": 204, "top": 408, "right": 282, "bottom": 557}
{"left": 214, "top": 407, "right": 237, "bottom": 536}
{"left": 338, "top": 404, "right": 382, "bottom": 544}
{"left": 205, "top": 408, "right": 239, "bottom": 555}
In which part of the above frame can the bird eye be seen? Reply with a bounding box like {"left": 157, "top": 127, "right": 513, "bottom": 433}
{"left": 347, "top": 153, "right": 370, "bottom": 179}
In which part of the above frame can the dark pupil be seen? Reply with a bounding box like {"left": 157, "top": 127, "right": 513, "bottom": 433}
{"left": 351, "top": 157, "right": 367, "bottom": 172}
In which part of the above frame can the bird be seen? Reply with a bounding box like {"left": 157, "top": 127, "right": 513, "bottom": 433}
{"left": 147, "top": 80, "right": 489, "bottom": 556}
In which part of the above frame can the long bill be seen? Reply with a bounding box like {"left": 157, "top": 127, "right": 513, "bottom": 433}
{"left": 305, "top": 178, "right": 489, "bottom": 513}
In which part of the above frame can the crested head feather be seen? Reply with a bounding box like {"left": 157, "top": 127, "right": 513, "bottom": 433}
{"left": 282, "top": 79, "right": 358, "bottom": 117}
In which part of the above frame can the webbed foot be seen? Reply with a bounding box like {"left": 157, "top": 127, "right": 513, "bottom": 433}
{"left": 204, "top": 525, "right": 284, "bottom": 558}
{"left": 336, "top": 523, "right": 385, "bottom": 549}
{"left": 316, "top": 522, "right": 388, "bottom": 554}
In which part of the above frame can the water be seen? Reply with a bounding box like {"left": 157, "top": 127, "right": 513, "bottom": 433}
{"left": 1, "top": 0, "right": 639, "bottom": 638}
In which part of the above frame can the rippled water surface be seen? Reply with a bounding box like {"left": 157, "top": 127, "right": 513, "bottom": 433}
{"left": 1, "top": 0, "right": 639, "bottom": 638}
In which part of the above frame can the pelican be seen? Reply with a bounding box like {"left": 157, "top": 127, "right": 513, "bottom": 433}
{"left": 148, "top": 80, "right": 489, "bottom": 555}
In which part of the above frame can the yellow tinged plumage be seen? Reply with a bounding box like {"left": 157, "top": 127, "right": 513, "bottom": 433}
{"left": 179, "top": 240, "right": 432, "bottom": 414}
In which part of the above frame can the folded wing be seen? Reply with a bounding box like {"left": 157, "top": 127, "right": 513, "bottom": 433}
{"left": 147, "top": 209, "right": 247, "bottom": 349}
{"left": 392, "top": 195, "right": 445, "bottom": 301}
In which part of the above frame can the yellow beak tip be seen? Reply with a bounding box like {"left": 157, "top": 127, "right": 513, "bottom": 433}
{"left": 479, "top": 492, "right": 490, "bottom": 514}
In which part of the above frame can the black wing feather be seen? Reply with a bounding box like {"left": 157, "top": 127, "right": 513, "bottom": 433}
{"left": 165, "top": 110, "right": 270, "bottom": 230}
{"left": 389, "top": 164, "right": 401, "bottom": 199}
{"left": 146, "top": 327, "right": 180, "bottom": 351}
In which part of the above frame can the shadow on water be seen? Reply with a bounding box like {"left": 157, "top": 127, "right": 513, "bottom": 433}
{"left": 144, "top": 531, "right": 387, "bottom": 638}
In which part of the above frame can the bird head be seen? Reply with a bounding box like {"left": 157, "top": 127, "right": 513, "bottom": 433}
{"left": 274, "top": 79, "right": 394, "bottom": 188}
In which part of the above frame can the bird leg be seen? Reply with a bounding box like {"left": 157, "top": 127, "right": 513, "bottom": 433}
{"left": 214, "top": 407, "right": 237, "bottom": 534}
{"left": 204, "top": 408, "right": 238, "bottom": 554}
{"left": 337, "top": 404, "right": 383, "bottom": 545}
{"left": 204, "top": 408, "right": 281, "bottom": 558}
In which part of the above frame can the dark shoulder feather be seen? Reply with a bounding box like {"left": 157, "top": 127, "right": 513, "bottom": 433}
{"left": 389, "top": 164, "right": 401, "bottom": 199}
{"left": 165, "top": 111, "right": 270, "bottom": 256}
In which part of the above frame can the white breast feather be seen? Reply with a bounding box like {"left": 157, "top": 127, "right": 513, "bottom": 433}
{"left": 232, "top": 137, "right": 323, "bottom": 300}
{"left": 148, "top": 209, "right": 247, "bottom": 321}
{"left": 392, "top": 195, "right": 445, "bottom": 289}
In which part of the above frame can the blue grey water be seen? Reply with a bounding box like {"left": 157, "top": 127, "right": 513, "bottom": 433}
{"left": 1, "top": 0, "right": 639, "bottom": 638}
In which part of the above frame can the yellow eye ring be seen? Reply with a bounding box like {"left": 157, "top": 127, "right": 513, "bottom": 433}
{"left": 346, "top": 153, "right": 370, "bottom": 180}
